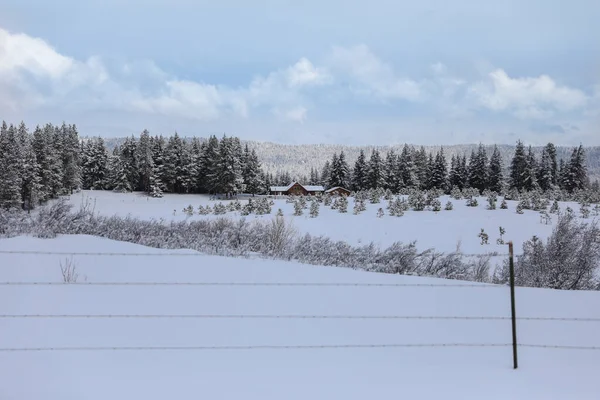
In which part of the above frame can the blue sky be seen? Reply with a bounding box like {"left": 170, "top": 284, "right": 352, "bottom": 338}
{"left": 1, "top": 0, "right": 599, "bottom": 145}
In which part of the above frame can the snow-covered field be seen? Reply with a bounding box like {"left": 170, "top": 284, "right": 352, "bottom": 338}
{"left": 1, "top": 235, "right": 599, "bottom": 399}
{"left": 66, "top": 190, "right": 586, "bottom": 254}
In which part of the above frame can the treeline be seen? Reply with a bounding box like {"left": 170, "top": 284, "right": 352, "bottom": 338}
{"left": 82, "top": 130, "right": 264, "bottom": 197}
{"left": 310, "top": 142, "right": 590, "bottom": 194}
{"left": 0, "top": 121, "right": 266, "bottom": 210}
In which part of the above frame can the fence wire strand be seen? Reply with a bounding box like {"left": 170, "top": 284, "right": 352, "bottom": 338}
{"left": 0, "top": 343, "right": 512, "bottom": 352}
{"left": 0, "top": 281, "right": 503, "bottom": 288}
{"left": 0, "top": 250, "right": 509, "bottom": 257}
{"left": 1, "top": 314, "right": 599, "bottom": 322}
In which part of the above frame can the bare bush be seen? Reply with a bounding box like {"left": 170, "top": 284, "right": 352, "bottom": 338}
{"left": 60, "top": 257, "right": 79, "bottom": 283}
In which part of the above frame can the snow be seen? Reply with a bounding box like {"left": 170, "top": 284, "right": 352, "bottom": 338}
{"left": 1, "top": 235, "right": 599, "bottom": 399}
{"left": 65, "top": 190, "right": 585, "bottom": 254}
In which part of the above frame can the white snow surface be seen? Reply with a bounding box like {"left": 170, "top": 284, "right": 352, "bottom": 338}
{"left": 1, "top": 235, "right": 599, "bottom": 399}
{"left": 66, "top": 190, "right": 585, "bottom": 254}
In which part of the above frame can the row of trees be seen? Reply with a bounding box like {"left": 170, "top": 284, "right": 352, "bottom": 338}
{"left": 0, "top": 122, "right": 80, "bottom": 210}
{"left": 311, "top": 141, "right": 588, "bottom": 194}
{"left": 0, "top": 121, "right": 266, "bottom": 210}
{"left": 82, "top": 131, "right": 264, "bottom": 197}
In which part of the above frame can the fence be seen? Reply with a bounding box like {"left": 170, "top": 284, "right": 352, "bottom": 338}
{"left": 1, "top": 245, "right": 599, "bottom": 368}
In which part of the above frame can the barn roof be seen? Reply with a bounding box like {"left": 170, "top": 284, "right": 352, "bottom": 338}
{"left": 325, "top": 186, "right": 350, "bottom": 193}
{"left": 269, "top": 182, "right": 325, "bottom": 192}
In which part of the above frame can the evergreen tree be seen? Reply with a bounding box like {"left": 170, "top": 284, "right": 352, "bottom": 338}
{"left": 449, "top": 154, "right": 461, "bottom": 190}
{"left": 510, "top": 140, "right": 528, "bottom": 191}
{"left": 81, "top": 137, "right": 108, "bottom": 189}
{"left": 119, "top": 136, "right": 138, "bottom": 191}
{"left": 329, "top": 151, "right": 350, "bottom": 188}
{"left": 60, "top": 123, "right": 81, "bottom": 194}
{"left": 414, "top": 147, "right": 429, "bottom": 190}
{"left": 321, "top": 160, "right": 332, "bottom": 189}
{"left": 136, "top": 129, "right": 154, "bottom": 193}
{"left": 16, "top": 123, "right": 41, "bottom": 210}
{"left": 0, "top": 122, "right": 23, "bottom": 209}
{"left": 384, "top": 150, "right": 402, "bottom": 193}
{"left": 244, "top": 148, "right": 264, "bottom": 195}
{"left": 351, "top": 150, "right": 368, "bottom": 191}
{"left": 367, "top": 149, "right": 385, "bottom": 189}
{"left": 216, "top": 135, "right": 244, "bottom": 196}
{"left": 523, "top": 145, "right": 538, "bottom": 191}
{"left": 429, "top": 148, "right": 448, "bottom": 191}
{"left": 468, "top": 144, "right": 488, "bottom": 193}
{"left": 488, "top": 145, "right": 504, "bottom": 193}
{"left": 537, "top": 145, "right": 554, "bottom": 192}
{"left": 565, "top": 145, "right": 587, "bottom": 192}
{"left": 398, "top": 144, "right": 418, "bottom": 189}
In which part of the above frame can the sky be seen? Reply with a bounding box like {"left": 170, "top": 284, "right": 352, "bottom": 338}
{"left": 0, "top": 0, "right": 599, "bottom": 145}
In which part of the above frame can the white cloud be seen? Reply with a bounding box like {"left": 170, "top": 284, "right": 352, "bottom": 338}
{"left": 468, "top": 69, "right": 588, "bottom": 118}
{"left": 327, "top": 44, "right": 422, "bottom": 102}
{"left": 286, "top": 58, "right": 331, "bottom": 87}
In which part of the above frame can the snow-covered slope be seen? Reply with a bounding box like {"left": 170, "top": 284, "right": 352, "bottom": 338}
{"left": 66, "top": 190, "right": 585, "bottom": 254}
{"left": 1, "top": 235, "right": 599, "bottom": 399}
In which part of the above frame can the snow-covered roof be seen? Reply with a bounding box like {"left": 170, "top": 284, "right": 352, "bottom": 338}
{"left": 325, "top": 186, "right": 350, "bottom": 193}
{"left": 269, "top": 182, "right": 324, "bottom": 192}
{"left": 303, "top": 185, "right": 325, "bottom": 192}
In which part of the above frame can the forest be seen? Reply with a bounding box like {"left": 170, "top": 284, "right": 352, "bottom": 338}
{"left": 0, "top": 120, "right": 595, "bottom": 211}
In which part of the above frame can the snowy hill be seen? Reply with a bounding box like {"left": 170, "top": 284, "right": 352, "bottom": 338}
{"left": 1, "top": 235, "right": 599, "bottom": 400}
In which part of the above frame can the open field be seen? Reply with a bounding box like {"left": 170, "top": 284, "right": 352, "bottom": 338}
{"left": 1, "top": 235, "right": 599, "bottom": 399}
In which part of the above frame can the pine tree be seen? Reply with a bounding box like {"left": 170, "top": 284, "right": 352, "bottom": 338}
{"left": 398, "top": 144, "right": 418, "bottom": 189}
{"left": 119, "top": 136, "right": 138, "bottom": 191}
{"left": 488, "top": 145, "right": 504, "bottom": 193}
{"left": 17, "top": 124, "right": 41, "bottom": 210}
{"left": 367, "top": 150, "right": 385, "bottom": 189}
{"left": 510, "top": 140, "right": 528, "bottom": 191}
{"left": 216, "top": 136, "right": 244, "bottom": 196}
{"left": 414, "top": 147, "right": 429, "bottom": 190}
{"left": 565, "top": 145, "right": 587, "bottom": 193}
{"left": 244, "top": 148, "right": 264, "bottom": 195}
{"left": 352, "top": 150, "right": 368, "bottom": 191}
{"left": 468, "top": 144, "right": 488, "bottom": 193}
{"left": 321, "top": 160, "right": 332, "bottom": 189}
{"left": 329, "top": 151, "right": 350, "bottom": 188}
{"left": 60, "top": 123, "right": 81, "bottom": 194}
{"left": 523, "top": 145, "right": 538, "bottom": 191}
{"left": 81, "top": 137, "right": 108, "bottom": 189}
{"left": 0, "top": 122, "right": 23, "bottom": 209}
{"left": 428, "top": 148, "right": 448, "bottom": 191}
{"left": 136, "top": 129, "right": 154, "bottom": 193}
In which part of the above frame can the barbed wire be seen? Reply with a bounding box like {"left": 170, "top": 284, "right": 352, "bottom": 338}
{"left": 0, "top": 343, "right": 512, "bottom": 352}
{"left": 1, "top": 314, "right": 599, "bottom": 322}
{"left": 0, "top": 281, "right": 504, "bottom": 288}
{"left": 0, "top": 250, "right": 509, "bottom": 258}
{"left": 519, "top": 344, "right": 600, "bottom": 351}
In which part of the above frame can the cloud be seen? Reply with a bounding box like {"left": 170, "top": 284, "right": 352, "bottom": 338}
{"left": 1, "top": 25, "right": 599, "bottom": 145}
{"left": 327, "top": 44, "right": 422, "bottom": 102}
{"left": 468, "top": 69, "right": 588, "bottom": 119}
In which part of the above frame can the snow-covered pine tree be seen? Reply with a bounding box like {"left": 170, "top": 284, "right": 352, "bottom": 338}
{"left": 119, "top": 136, "right": 138, "bottom": 191}
{"left": 367, "top": 149, "right": 385, "bottom": 190}
{"left": 488, "top": 145, "right": 504, "bottom": 193}
{"left": 414, "top": 146, "right": 429, "bottom": 190}
{"left": 17, "top": 124, "right": 41, "bottom": 210}
{"left": 321, "top": 160, "right": 332, "bottom": 189}
{"left": 136, "top": 129, "right": 154, "bottom": 194}
{"left": 510, "top": 140, "right": 528, "bottom": 191}
{"left": 81, "top": 137, "right": 108, "bottom": 189}
{"left": 523, "top": 145, "right": 539, "bottom": 191}
{"left": 429, "top": 147, "right": 448, "bottom": 192}
{"left": 564, "top": 145, "right": 587, "bottom": 193}
{"left": 244, "top": 148, "right": 264, "bottom": 195}
{"left": 60, "top": 123, "right": 81, "bottom": 194}
{"left": 202, "top": 135, "right": 221, "bottom": 194}
{"left": 468, "top": 144, "right": 488, "bottom": 193}
{"left": 329, "top": 151, "right": 350, "bottom": 189}
{"left": 351, "top": 150, "right": 368, "bottom": 191}
{"left": 0, "top": 122, "right": 23, "bottom": 209}
{"left": 383, "top": 150, "right": 400, "bottom": 193}
{"left": 398, "top": 144, "right": 418, "bottom": 189}
{"left": 48, "top": 125, "right": 66, "bottom": 198}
